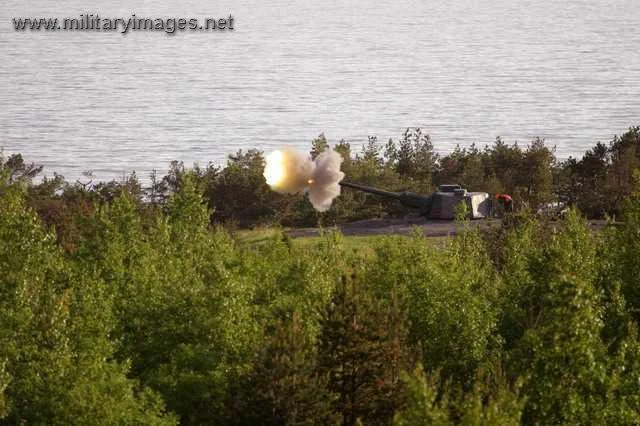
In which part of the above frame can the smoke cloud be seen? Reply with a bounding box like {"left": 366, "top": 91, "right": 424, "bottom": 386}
{"left": 263, "top": 148, "right": 345, "bottom": 212}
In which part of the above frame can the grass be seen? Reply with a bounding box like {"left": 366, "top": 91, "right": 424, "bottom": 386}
{"left": 232, "top": 226, "right": 283, "bottom": 245}
{"left": 233, "top": 225, "right": 450, "bottom": 257}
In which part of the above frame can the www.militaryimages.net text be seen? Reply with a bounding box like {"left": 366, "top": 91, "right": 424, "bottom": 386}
{"left": 13, "top": 14, "right": 235, "bottom": 34}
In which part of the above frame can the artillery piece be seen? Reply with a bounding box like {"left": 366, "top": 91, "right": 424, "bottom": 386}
{"left": 339, "top": 181, "right": 491, "bottom": 219}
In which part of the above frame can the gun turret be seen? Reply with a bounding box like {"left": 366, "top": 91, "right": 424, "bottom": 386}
{"left": 339, "top": 181, "right": 492, "bottom": 219}
{"left": 339, "top": 181, "right": 433, "bottom": 214}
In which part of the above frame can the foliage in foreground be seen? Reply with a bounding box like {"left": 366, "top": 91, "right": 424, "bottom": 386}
{"left": 2, "top": 166, "right": 640, "bottom": 424}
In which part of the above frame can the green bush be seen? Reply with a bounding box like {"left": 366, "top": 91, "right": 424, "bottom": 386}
{"left": 0, "top": 182, "right": 175, "bottom": 425}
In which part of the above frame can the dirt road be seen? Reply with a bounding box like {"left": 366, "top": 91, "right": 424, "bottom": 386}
{"left": 286, "top": 217, "right": 613, "bottom": 238}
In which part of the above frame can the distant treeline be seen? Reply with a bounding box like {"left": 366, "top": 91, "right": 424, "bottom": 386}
{"left": 2, "top": 126, "right": 639, "bottom": 240}
{"left": 3, "top": 154, "right": 640, "bottom": 423}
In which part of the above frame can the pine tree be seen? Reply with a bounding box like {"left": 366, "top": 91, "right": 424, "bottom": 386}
{"left": 247, "top": 312, "right": 334, "bottom": 425}
{"left": 317, "top": 274, "right": 407, "bottom": 425}
{"left": 310, "top": 134, "right": 330, "bottom": 160}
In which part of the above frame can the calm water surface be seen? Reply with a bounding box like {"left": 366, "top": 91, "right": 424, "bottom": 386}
{"left": 1, "top": 0, "right": 639, "bottom": 182}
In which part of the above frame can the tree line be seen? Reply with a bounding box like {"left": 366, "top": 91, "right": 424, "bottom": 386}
{"left": 2, "top": 126, "right": 638, "bottom": 241}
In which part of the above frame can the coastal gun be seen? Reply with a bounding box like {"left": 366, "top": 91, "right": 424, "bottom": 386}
{"left": 339, "top": 181, "right": 491, "bottom": 219}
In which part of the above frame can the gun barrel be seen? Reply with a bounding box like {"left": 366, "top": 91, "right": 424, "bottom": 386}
{"left": 339, "top": 181, "right": 403, "bottom": 199}
{"left": 340, "top": 180, "right": 433, "bottom": 213}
